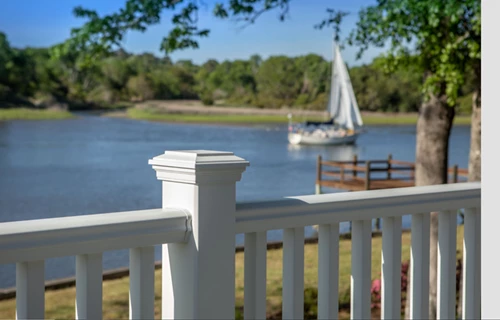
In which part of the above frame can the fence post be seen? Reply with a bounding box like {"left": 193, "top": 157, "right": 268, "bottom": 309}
{"left": 353, "top": 155, "right": 358, "bottom": 178}
{"left": 365, "top": 161, "right": 371, "bottom": 190}
{"left": 149, "top": 150, "right": 249, "bottom": 319}
{"left": 316, "top": 155, "right": 322, "bottom": 194}
{"left": 387, "top": 154, "right": 392, "bottom": 180}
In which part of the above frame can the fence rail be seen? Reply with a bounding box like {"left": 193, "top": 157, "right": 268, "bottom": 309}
{"left": 316, "top": 154, "right": 469, "bottom": 192}
{"left": 0, "top": 208, "right": 190, "bottom": 264}
{"left": 236, "top": 182, "right": 480, "bottom": 233}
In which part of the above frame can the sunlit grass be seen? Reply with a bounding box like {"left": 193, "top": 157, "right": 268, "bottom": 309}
{"left": 126, "top": 107, "right": 471, "bottom": 126}
{"left": 0, "top": 108, "right": 74, "bottom": 121}
{"left": 126, "top": 107, "right": 326, "bottom": 125}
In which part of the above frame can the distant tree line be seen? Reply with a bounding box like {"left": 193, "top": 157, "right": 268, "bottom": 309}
{"left": 0, "top": 31, "right": 474, "bottom": 114}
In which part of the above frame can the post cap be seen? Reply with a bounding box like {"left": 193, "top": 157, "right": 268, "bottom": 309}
{"left": 149, "top": 150, "right": 249, "bottom": 184}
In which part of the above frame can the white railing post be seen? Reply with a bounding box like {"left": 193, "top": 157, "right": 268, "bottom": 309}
{"left": 149, "top": 150, "right": 249, "bottom": 319}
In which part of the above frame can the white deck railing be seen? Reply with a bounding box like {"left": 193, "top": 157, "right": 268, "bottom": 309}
{"left": 0, "top": 150, "right": 481, "bottom": 320}
{"left": 0, "top": 208, "right": 190, "bottom": 319}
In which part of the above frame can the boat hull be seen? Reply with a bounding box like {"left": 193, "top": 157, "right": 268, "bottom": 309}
{"left": 288, "top": 132, "right": 359, "bottom": 146}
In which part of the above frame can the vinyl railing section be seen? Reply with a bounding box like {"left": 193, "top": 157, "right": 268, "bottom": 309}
{"left": 0, "top": 208, "right": 190, "bottom": 319}
{"left": 0, "top": 150, "right": 481, "bottom": 320}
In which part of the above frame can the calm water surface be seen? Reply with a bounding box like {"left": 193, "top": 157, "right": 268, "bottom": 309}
{"left": 0, "top": 114, "right": 471, "bottom": 288}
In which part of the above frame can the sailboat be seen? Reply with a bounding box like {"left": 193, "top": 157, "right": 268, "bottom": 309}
{"left": 288, "top": 42, "right": 364, "bottom": 146}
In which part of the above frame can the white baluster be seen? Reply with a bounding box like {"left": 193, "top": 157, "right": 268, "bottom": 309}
{"left": 437, "top": 210, "right": 457, "bottom": 319}
{"left": 16, "top": 260, "right": 44, "bottom": 320}
{"left": 244, "top": 231, "right": 267, "bottom": 320}
{"left": 351, "top": 220, "right": 371, "bottom": 320}
{"left": 282, "top": 227, "right": 304, "bottom": 320}
{"left": 318, "top": 223, "right": 339, "bottom": 320}
{"left": 463, "top": 207, "right": 481, "bottom": 319}
{"left": 76, "top": 253, "right": 103, "bottom": 320}
{"left": 410, "top": 213, "right": 430, "bottom": 319}
{"left": 129, "top": 246, "right": 155, "bottom": 319}
{"left": 381, "top": 216, "right": 402, "bottom": 319}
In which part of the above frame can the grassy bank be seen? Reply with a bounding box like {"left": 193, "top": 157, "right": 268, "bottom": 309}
{"left": 126, "top": 108, "right": 326, "bottom": 125}
{"left": 0, "top": 108, "right": 74, "bottom": 121}
{"left": 126, "top": 107, "right": 471, "bottom": 126}
{"left": 0, "top": 226, "right": 465, "bottom": 319}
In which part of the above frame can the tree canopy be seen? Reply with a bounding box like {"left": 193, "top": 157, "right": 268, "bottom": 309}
{"left": 343, "top": 0, "right": 481, "bottom": 106}
{"left": 0, "top": 31, "right": 476, "bottom": 114}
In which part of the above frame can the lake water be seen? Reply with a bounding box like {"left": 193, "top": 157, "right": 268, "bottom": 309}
{"left": 0, "top": 114, "right": 471, "bottom": 288}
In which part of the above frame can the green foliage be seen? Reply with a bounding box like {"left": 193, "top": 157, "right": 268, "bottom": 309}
{"left": 344, "top": 0, "right": 480, "bottom": 106}
{"left": 0, "top": 29, "right": 476, "bottom": 114}
{"left": 200, "top": 93, "right": 214, "bottom": 106}
{"left": 256, "top": 56, "right": 301, "bottom": 108}
{"left": 45, "top": 0, "right": 478, "bottom": 121}
{"left": 63, "top": 0, "right": 291, "bottom": 58}
{"left": 127, "top": 75, "right": 154, "bottom": 101}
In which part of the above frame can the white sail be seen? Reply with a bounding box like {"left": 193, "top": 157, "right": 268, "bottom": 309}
{"left": 287, "top": 40, "right": 365, "bottom": 146}
{"left": 338, "top": 48, "right": 363, "bottom": 127}
{"left": 327, "top": 42, "right": 341, "bottom": 118}
{"left": 328, "top": 43, "right": 363, "bottom": 130}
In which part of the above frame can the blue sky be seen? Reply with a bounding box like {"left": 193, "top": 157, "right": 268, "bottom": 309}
{"left": 0, "top": 0, "right": 386, "bottom": 66}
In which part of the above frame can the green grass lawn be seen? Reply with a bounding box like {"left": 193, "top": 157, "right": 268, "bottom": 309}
{"left": 0, "top": 226, "right": 465, "bottom": 319}
{"left": 126, "top": 107, "right": 471, "bottom": 126}
{"left": 0, "top": 108, "right": 74, "bottom": 121}
{"left": 126, "top": 108, "right": 327, "bottom": 125}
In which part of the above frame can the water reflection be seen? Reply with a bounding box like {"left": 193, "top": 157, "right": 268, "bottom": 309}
{"left": 287, "top": 143, "right": 362, "bottom": 161}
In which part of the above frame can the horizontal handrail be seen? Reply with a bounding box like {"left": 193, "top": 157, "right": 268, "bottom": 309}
{"left": 0, "top": 208, "right": 191, "bottom": 264}
{"left": 389, "top": 159, "right": 415, "bottom": 166}
{"left": 321, "top": 162, "right": 368, "bottom": 172}
{"left": 321, "top": 159, "right": 388, "bottom": 165}
{"left": 235, "top": 182, "right": 480, "bottom": 233}
{"left": 321, "top": 159, "right": 468, "bottom": 176}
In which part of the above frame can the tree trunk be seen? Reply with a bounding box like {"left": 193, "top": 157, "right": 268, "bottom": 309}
{"left": 468, "top": 88, "right": 481, "bottom": 182}
{"left": 405, "top": 259, "right": 411, "bottom": 319}
{"left": 413, "top": 94, "right": 455, "bottom": 320}
{"left": 457, "top": 86, "right": 481, "bottom": 319}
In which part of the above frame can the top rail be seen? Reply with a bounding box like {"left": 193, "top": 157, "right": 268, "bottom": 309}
{"left": 0, "top": 208, "right": 190, "bottom": 264}
{"left": 235, "top": 182, "right": 480, "bottom": 233}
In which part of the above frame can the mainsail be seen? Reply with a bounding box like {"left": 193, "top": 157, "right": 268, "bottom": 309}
{"left": 327, "top": 43, "right": 364, "bottom": 130}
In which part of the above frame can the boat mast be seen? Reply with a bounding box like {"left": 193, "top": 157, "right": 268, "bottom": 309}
{"left": 328, "top": 38, "right": 341, "bottom": 123}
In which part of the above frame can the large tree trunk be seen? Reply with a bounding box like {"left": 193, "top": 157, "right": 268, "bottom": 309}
{"left": 457, "top": 86, "right": 481, "bottom": 318}
{"left": 413, "top": 93, "right": 455, "bottom": 320}
{"left": 468, "top": 88, "right": 481, "bottom": 182}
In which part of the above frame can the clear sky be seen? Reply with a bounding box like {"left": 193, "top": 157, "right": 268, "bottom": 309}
{"left": 0, "top": 0, "right": 386, "bottom": 66}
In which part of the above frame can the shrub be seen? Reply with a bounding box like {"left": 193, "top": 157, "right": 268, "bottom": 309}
{"left": 200, "top": 93, "right": 214, "bottom": 106}
{"left": 371, "top": 260, "right": 410, "bottom": 311}
{"left": 127, "top": 75, "right": 154, "bottom": 102}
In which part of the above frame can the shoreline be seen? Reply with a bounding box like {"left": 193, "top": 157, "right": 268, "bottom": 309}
{"left": 120, "top": 107, "right": 472, "bottom": 126}
{"left": 2, "top": 100, "right": 471, "bottom": 125}
{"left": 0, "top": 108, "right": 74, "bottom": 121}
